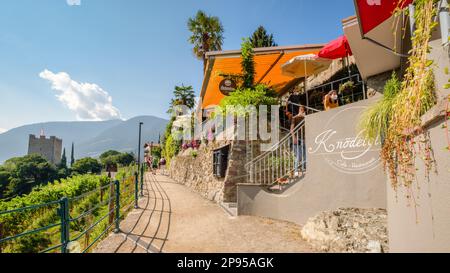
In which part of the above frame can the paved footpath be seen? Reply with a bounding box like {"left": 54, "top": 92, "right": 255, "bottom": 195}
{"left": 94, "top": 173, "right": 314, "bottom": 253}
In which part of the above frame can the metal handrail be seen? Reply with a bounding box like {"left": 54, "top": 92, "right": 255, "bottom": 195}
{"left": 246, "top": 120, "right": 306, "bottom": 186}
{"left": 286, "top": 101, "right": 321, "bottom": 114}
{"left": 307, "top": 74, "right": 363, "bottom": 93}
{"left": 0, "top": 199, "right": 61, "bottom": 216}
{"left": 0, "top": 164, "right": 146, "bottom": 253}
{"left": 246, "top": 120, "right": 305, "bottom": 166}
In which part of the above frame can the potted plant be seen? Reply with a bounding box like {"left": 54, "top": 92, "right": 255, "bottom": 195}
{"left": 339, "top": 81, "right": 354, "bottom": 95}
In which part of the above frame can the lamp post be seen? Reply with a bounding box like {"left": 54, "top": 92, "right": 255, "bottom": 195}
{"left": 137, "top": 122, "right": 143, "bottom": 177}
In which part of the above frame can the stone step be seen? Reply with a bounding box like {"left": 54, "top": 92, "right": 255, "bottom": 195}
{"left": 220, "top": 202, "right": 237, "bottom": 217}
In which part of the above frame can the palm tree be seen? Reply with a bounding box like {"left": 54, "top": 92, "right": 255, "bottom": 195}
{"left": 187, "top": 10, "right": 224, "bottom": 72}
{"left": 249, "top": 26, "right": 277, "bottom": 48}
{"left": 168, "top": 85, "right": 196, "bottom": 116}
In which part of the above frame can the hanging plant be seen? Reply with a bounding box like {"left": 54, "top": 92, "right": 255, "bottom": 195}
{"left": 360, "top": 0, "right": 439, "bottom": 197}
{"left": 338, "top": 81, "right": 355, "bottom": 95}
{"left": 383, "top": 0, "right": 438, "bottom": 191}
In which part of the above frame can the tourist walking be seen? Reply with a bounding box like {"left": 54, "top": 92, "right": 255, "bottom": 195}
{"left": 159, "top": 157, "right": 167, "bottom": 176}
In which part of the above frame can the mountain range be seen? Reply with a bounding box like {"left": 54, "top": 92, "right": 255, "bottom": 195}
{"left": 0, "top": 116, "right": 168, "bottom": 164}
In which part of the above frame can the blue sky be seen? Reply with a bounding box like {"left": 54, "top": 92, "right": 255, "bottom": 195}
{"left": 0, "top": 0, "right": 356, "bottom": 132}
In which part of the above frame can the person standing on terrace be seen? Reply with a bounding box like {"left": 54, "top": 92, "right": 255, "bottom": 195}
{"left": 286, "top": 90, "right": 302, "bottom": 121}
{"left": 323, "top": 90, "right": 339, "bottom": 111}
{"left": 292, "top": 105, "right": 306, "bottom": 177}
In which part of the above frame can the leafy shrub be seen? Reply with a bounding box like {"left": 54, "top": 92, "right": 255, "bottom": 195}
{"left": 359, "top": 72, "right": 401, "bottom": 141}
{"left": 0, "top": 174, "right": 111, "bottom": 253}
{"left": 218, "top": 84, "right": 278, "bottom": 116}
{"left": 71, "top": 158, "right": 102, "bottom": 175}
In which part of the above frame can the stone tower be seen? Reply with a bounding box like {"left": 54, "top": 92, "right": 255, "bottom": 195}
{"left": 27, "top": 132, "right": 63, "bottom": 165}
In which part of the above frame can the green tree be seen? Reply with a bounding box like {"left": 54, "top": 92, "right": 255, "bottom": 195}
{"left": 99, "top": 150, "right": 135, "bottom": 168}
{"left": 0, "top": 166, "right": 10, "bottom": 199}
{"left": 161, "top": 116, "right": 181, "bottom": 163}
{"left": 99, "top": 150, "right": 120, "bottom": 168}
{"left": 117, "top": 152, "right": 135, "bottom": 166}
{"left": 249, "top": 26, "right": 277, "bottom": 48}
{"left": 241, "top": 38, "right": 255, "bottom": 89}
{"left": 57, "top": 148, "right": 70, "bottom": 180}
{"left": 60, "top": 148, "right": 67, "bottom": 168}
{"left": 188, "top": 10, "right": 224, "bottom": 72}
{"left": 70, "top": 142, "right": 75, "bottom": 167}
{"left": 99, "top": 150, "right": 121, "bottom": 161}
{"left": 1, "top": 154, "right": 58, "bottom": 198}
{"left": 168, "top": 85, "right": 196, "bottom": 116}
{"left": 71, "top": 158, "right": 102, "bottom": 175}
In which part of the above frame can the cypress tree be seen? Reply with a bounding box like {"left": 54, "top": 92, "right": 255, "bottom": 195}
{"left": 70, "top": 142, "right": 75, "bottom": 167}
{"left": 60, "top": 148, "right": 67, "bottom": 167}
{"left": 241, "top": 38, "right": 255, "bottom": 89}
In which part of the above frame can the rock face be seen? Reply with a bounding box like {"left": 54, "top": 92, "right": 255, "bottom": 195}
{"left": 300, "top": 208, "right": 388, "bottom": 253}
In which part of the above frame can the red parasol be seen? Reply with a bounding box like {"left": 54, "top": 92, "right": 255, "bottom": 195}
{"left": 355, "top": 0, "right": 413, "bottom": 35}
{"left": 318, "top": 35, "right": 353, "bottom": 60}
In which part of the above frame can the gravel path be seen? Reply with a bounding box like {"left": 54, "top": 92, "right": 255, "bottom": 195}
{"left": 94, "top": 173, "right": 314, "bottom": 253}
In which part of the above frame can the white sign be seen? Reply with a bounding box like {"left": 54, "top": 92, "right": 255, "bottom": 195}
{"left": 308, "top": 106, "right": 382, "bottom": 174}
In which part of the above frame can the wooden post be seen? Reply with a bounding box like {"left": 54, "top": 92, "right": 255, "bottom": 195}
{"left": 108, "top": 182, "right": 115, "bottom": 225}
{"left": 0, "top": 223, "right": 3, "bottom": 253}
{"left": 85, "top": 215, "right": 93, "bottom": 250}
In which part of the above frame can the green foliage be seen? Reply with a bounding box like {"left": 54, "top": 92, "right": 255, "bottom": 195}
{"left": 60, "top": 148, "right": 67, "bottom": 168}
{"left": 115, "top": 164, "right": 136, "bottom": 182}
{"left": 70, "top": 142, "right": 75, "bottom": 167}
{"left": 71, "top": 158, "right": 102, "bottom": 175}
{"left": 99, "top": 150, "right": 121, "bottom": 160}
{"left": 150, "top": 146, "right": 162, "bottom": 159}
{"left": 0, "top": 172, "right": 139, "bottom": 253}
{"left": 161, "top": 117, "right": 182, "bottom": 164}
{"left": 241, "top": 38, "right": 255, "bottom": 89}
{"left": 359, "top": 72, "right": 401, "bottom": 141}
{"left": 218, "top": 84, "right": 278, "bottom": 116}
{"left": 187, "top": 10, "right": 224, "bottom": 70}
{"left": 168, "top": 85, "right": 196, "bottom": 116}
{"left": 99, "top": 150, "right": 135, "bottom": 168}
{"left": 117, "top": 152, "right": 135, "bottom": 166}
{"left": 146, "top": 146, "right": 162, "bottom": 166}
{"left": 163, "top": 134, "right": 180, "bottom": 165}
{"left": 0, "top": 175, "right": 108, "bottom": 242}
{"left": 249, "top": 25, "right": 277, "bottom": 48}
{"left": 367, "top": 0, "right": 439, "bottom": 191}
{"left": 338, "top": 81, "right": 355, "bottom": 94}
{"left": 444, "top": 67, "right": 450, "bottom": 89}
{"left": 0, "top": 154, "right": 58, "bottom": 199}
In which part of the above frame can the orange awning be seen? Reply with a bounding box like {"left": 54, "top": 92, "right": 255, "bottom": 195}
{"left": 200, "top": 45, "right": 323, "bottom": 109}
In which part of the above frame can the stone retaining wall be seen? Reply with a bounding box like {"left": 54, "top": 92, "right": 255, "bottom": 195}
{"left": 169, "top": 140, "right": 251, "bottom": 203}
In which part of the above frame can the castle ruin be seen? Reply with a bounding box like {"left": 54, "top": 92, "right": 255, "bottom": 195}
{"left": 28, "top": 132, "right": 62, "bottom": 165}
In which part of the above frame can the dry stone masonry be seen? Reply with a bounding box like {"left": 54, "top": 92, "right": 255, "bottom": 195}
{"left": 301, "top": 208, "right": 388, "bottom": 253}
{"left": 169, "top": 141, "right": 250, "bottom": 203}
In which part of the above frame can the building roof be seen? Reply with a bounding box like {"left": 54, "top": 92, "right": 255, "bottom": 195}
{"left": 200, "top": 44, "right": 324, "bottom": 109}
{"left": 343, "top": 14, "right": 403, "bottom": 79}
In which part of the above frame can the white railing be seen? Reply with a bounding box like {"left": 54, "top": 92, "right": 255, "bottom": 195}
{"left": 245, "top": 120, "right": 306, "bottom": 186}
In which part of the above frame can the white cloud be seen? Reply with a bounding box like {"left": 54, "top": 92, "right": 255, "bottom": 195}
{"left": 66, "top": 0, "right": 81, "bottom": 6}
{"left": 0, "top": 128, "right": 7, "bottom": 134}
{"left": 39, "top": 69, "right": 122, "bottom": 121}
